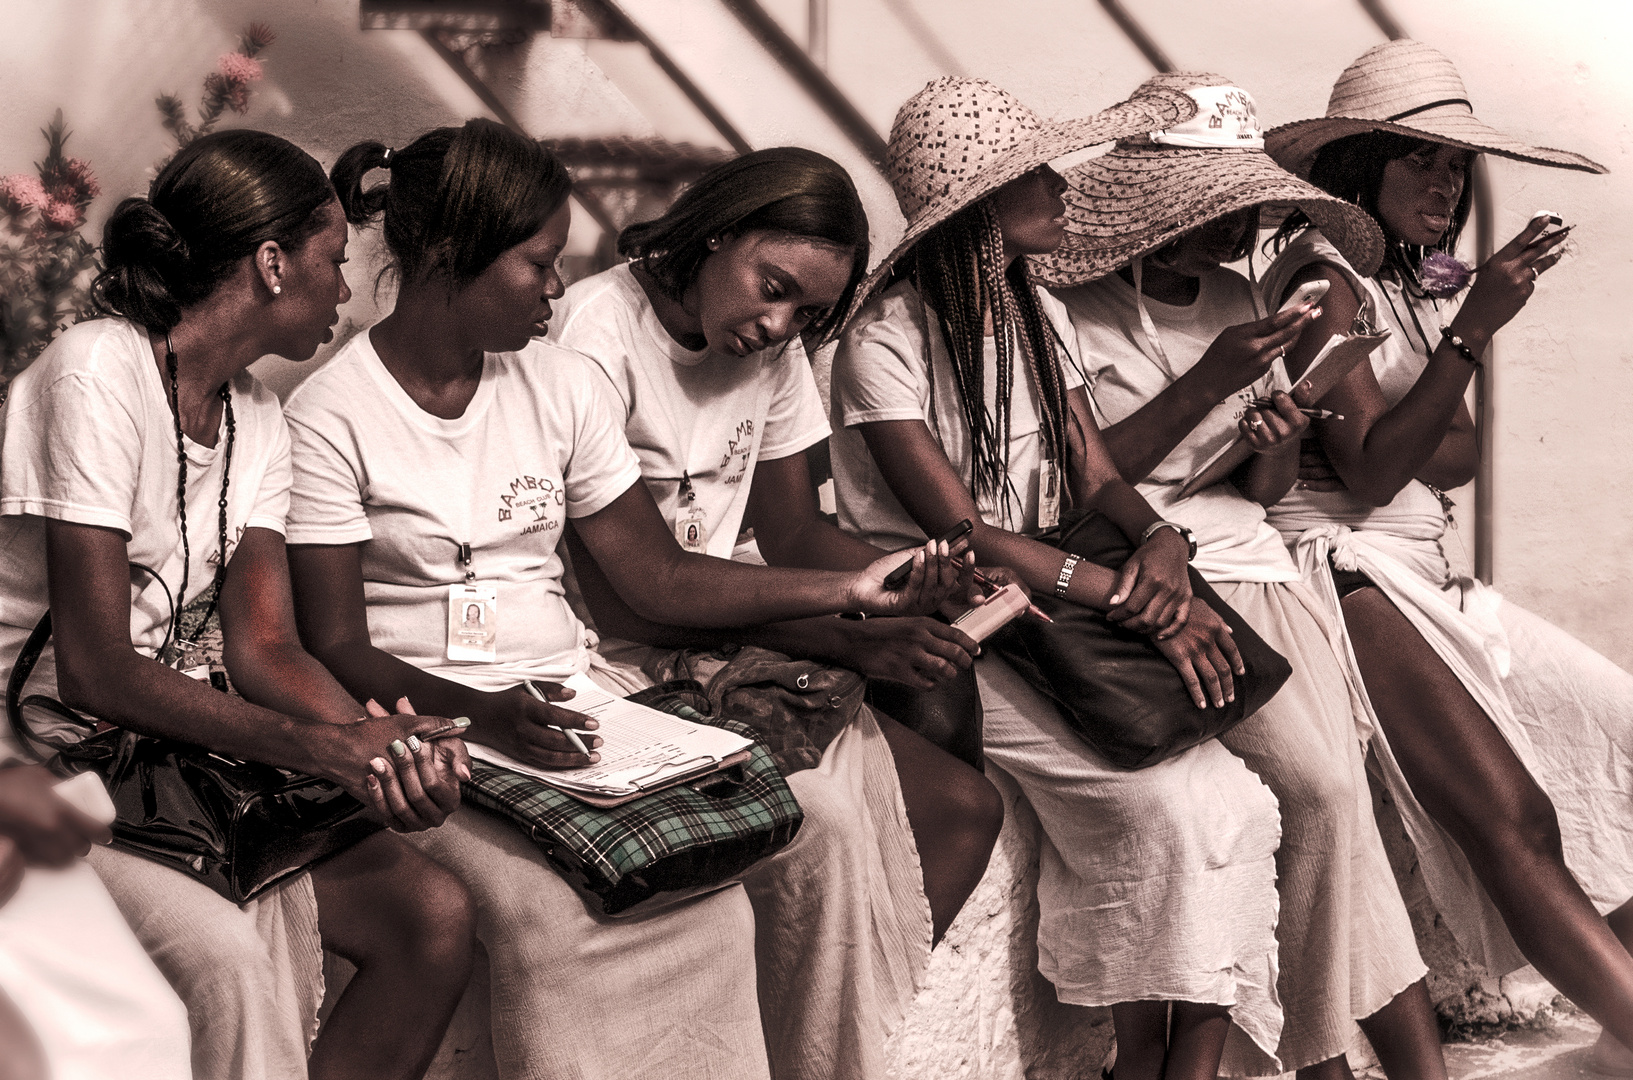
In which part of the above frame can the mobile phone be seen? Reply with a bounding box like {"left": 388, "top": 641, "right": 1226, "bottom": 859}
{"left": 949, "top": 582, "right": 1030, "bottom": 643}
{"left": 1276, "top": 279, "right": 1330, "bottom": 315}
{"left": 1532, "top": 209, "right": 1564, "bottom": 228}
{"left": 882, "top": 519, "right": 973, "bottom": 590}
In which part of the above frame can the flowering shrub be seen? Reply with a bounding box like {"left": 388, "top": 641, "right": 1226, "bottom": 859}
{"left": 0, "top": 112, "right": 102, "bottom": 383}
{"left": 156, "top": 23, "right": 275, "bottom": 161}
{"left": 0, "top": 24, "right": 275, "bottom": 384}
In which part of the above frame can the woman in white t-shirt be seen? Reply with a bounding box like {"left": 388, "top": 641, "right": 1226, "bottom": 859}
{"left": 1036, "top": 74, "right": 1446, "bottom": 1080}
{"left": 284, "top": 120, "right": 964, "bottom": 1080}
{"left": 833, "top": 77, "right": 1288, "bottom": 1080}
{"left": 0, "top": 130, "right": 475, "bottom": 1080}
{"left": 551, "top": 146, "right": 1003, "bottom": 953}
{"left": 1259, "top": 40, "right": 1633, "bottom": 1070}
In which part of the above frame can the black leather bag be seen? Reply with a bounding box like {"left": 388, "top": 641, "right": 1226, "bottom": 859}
{"left": 6, "top": 612, "right": 383, "bottom": 903}
{"left": 865, "top": 664, "right": 984, "bottom": 770}
{"left": 986, "top": 510, "right": 1292, "bottom": 769}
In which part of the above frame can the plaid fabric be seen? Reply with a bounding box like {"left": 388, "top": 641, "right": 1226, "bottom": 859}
{"left": 461, "top": 702, "right": 804, "bottom": 914}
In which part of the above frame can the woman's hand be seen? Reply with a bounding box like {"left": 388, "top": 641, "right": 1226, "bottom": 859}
{"left": 828, "top": 616, "right": 978, "bottom": 690}
{"left": 0, "top": 764, "right": 112, "bottom": 872}
{"left": 1191, "top": 303, "right": 1321, "bottom": 400}
{"left": 1106, "top": 528, "right": 1192, "bottom": 636}
{"left": 477, "top": 683, "right": 605, "bottom": 772}
{"left": 1239, "top": 391, "right": 1311, "bottom": 455}
{"left": 1452, "top": 215, "right": 1572, "bottom": 344}
{"left": 1150, "top": 601, "right": 1243, "bottom": 709}
{"left": 356, "top": 698, "right": 470, "bottom": 832}
{"left": 845, "top": 538, "right": 968, "bottom": 617}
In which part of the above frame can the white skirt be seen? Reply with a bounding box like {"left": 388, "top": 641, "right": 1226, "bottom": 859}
{"left": 976, "top": 652, "right": 1285, "bottom": 1070}
{"left": 1273, "top": 484, "right": 1633, "bottom": 975}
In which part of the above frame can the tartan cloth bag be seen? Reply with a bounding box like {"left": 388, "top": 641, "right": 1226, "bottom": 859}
{"left": 459, "top": 685, "right": 804, "bottom": 915}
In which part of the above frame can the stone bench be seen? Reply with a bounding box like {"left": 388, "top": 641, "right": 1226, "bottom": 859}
{"left": 322, "top": 760, "right": 1558, "bottom": 1079}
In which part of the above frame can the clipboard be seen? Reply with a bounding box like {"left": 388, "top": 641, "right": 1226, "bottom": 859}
{"left": 1175, "top": 329, "right": 1390, "bottom": 499}
{"left": 540, "top": 749, "right": 756, "bottom": 808}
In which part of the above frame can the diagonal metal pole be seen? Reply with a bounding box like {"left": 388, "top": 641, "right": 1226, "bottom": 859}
{"left": 1096, "top": 0, "right": 1174, "bottom": 72}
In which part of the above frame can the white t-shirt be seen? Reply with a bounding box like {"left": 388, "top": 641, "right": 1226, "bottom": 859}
{"left": 1053, "top": 269, "right": 1300, "bottom": 584}
{"left": 0, "top": 318, "right": 292, "bottom": 743}
{"left": 830, "top": 280, "right": 1086, "bottom": 551}
{"left": 283, "top": 329, "right": 643, "bottom": 689}
{"left": 550, "top": 264, "right": 830, "bottom": 558}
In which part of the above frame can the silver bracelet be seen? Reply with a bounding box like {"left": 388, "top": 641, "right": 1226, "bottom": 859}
{"left": 1054, "top": 554, "right": 1080, "bottom": 599}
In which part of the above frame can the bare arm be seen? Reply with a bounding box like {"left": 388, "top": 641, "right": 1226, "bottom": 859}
{"left": 46, "top": 520, "right": 458, "bottom": 827}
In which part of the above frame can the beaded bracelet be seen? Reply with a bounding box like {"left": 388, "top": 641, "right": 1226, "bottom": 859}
{"left": 1440, "top": 327, "right": 1482, "bottom": 368}
{"left": 1055, "top": 554, "right": 1081, "bottom": 599}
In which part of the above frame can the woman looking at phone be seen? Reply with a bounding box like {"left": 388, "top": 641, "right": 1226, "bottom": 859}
{"left": 285, "top": 119, "right": 967, "bottom": 1080}
{"left": 1039, "top": 73, "right": 1449, "bottom": 1080}
{"left": 832, "top": 76, "right": 1288, "bottom": 1080}
{"left": 0, "top": 129, "right": 475, "bottom": 1080}
{"left": 551, "top": 146, "right": 1003, "bottom": 960}
{"left": 1261, "top": 40, "right": 1633, "bottom": 1073}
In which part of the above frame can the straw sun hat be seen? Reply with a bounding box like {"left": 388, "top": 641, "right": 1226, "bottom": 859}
{"left": 853, "top": 76, "right": 1199, "bottom": 312}
{"left": 1031, "top": 73, "right": 1385, "bottom": 287}
{"left": 1265, "top": 39, "right": 1607, "bottom": 179}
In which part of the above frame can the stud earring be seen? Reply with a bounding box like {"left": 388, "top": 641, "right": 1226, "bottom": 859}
{"left": 706, "top": 236, "right": 720, "bottom": 250}
{"left": 272, "top": 285, "right": 281, "bottom": 295}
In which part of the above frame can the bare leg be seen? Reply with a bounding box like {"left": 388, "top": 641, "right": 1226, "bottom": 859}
{"left": 1165, "top": 1002, "right": 1232, "bottom": 1080}
{"left": 0, "top": 987, "right": 47, "bottom": 1080}
{"left": 1358, "top": 980, "right": 1447, "bottom": 1080}
{"left": 876, "top": 712, "right": 1003, "bottom": 944}
{"left": 1344, "top": 588, "right": 1633, "bottom": 1048}
{"left": 1297, "top": 1055, "right": 1354, "bottom": 1080}
{"left": 1110, "top": 1001, "right": 1169, "bottom": 1080}
{"left": 308, "top": 831, "right": 475, "bottom": 1080}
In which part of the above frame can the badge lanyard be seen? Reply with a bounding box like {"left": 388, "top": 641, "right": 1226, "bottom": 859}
{"left": 674, "top": 471, "right": 708, "bottom": 554}
{"left": 447, "top": 539, "right": 499, "bottom": 662}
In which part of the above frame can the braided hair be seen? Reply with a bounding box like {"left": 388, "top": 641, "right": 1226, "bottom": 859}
{"left": 906, "top": 198, "right": 1073, "bottom": 515}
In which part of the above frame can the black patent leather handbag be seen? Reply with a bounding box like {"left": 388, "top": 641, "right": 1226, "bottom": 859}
{"left": 6, "top": 610, "right": 382, "bottom": 903}
{"left": 986, "top": 510, "right": 1292, "bottom": 769}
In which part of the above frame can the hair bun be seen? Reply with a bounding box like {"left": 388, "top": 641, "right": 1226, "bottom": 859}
{"left": 94, "top": 196, "right": 189, "bottom": 332}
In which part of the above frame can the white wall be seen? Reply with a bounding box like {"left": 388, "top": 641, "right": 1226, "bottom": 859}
{"left": 5, "top": 0, "right": 1631, "bottom": 664}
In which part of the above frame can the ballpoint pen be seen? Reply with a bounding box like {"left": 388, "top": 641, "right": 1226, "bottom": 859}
{"left": 523, "top": 680, "right": 593, "bottom": 755}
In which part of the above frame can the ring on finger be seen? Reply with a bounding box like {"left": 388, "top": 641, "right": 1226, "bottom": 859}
{"left": 1528, "top": 265, "right": 1539, "bottom": 281}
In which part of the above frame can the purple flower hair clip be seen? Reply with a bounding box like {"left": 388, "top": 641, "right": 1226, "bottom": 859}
{"left": 1418, "top": 251, "right": 1473, "bottom": 299}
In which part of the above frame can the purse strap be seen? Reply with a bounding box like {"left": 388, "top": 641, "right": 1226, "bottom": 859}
{"left": 5, "top": 610, "right": 97, "bottom": 759}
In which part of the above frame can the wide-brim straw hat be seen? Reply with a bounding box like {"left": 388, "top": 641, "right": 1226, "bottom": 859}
{"left": 1031, "top": 73, "right": 1386, "bottom": 287}
{"left": 850, "top": 76, "right": 1198, "bottom": 316}
{"left": 1265, "top": 39, "right": 1606, "bottom": 178}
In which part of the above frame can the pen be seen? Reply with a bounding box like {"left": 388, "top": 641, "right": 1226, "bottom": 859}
{"left": 969, "top": 566, "right": 1054, "bottom": 624}
{"left": 1249, "top": 398, "right": 1345, "bottom": 421}
{"left": 414, "top": 719, "right": 472, "bottom": 742}
{"left": 523, "top": 680, "right": 593, "bottom": 755}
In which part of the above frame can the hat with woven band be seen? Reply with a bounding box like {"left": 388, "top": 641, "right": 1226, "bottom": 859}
{"left": 850, "top": 76, "right": 1198, "bottom": 315}
{"left": 1031, "top": 73, "right": 1386, "bottom": 287}
{"left": 1265, "top": 39, "right": 1606, "bottom": 179}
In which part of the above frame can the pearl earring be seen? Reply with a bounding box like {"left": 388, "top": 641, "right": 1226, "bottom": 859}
{"left": 272, "top": 285, "right": 281, "bottom": 295}
{"left": 706, "top": 236, "right": 720, "bottom": 250}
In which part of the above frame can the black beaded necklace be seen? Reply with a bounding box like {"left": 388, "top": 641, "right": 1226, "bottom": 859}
{"left": 164, "top": 333, "right": 236, "bottom": 651}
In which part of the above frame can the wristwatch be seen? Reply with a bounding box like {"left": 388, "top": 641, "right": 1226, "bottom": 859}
{"left": 1141, "top": 520, "right": 1197, "bottom": 561}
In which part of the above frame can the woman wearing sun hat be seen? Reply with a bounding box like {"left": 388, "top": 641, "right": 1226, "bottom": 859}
{"left": 1037, "top": 72, "right": 1452, "bottom": 1080}
{"left": 833, "top": 76, "right": 1289, "bottom": 1080}
{"left": 1257, "top": 40, "right": 1633, "bottom": 1072}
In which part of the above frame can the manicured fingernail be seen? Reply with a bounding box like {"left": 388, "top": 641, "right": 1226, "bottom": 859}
{"left": 389, "top": 739, "right": 408, "bottom": 758}
{"left": 370, "top": 757, "right": 390, "bottom": 774}
{"left": 456, "top": 763, "right": 471, "bottom": 781}
{"left": 453, "top": 717, "right": 471, "bottom": 728}
{"left": 1311, "top": 306, "right": 1323, "bottom": 318}
{"left": 406, "top": 735, "right": 422, "bottom": 753}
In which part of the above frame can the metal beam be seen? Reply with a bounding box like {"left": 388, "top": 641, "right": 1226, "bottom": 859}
{"left": 720, "top": 0, "right": 889, "bottom": 169}
{"left": 1096, "top": 0, "right": 1174, "bottom": 72}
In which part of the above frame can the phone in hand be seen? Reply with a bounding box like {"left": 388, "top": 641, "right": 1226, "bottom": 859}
{"left": 882, "top": 519, "right": 973, "bottom": 590}
{"left": 1276, "top": 278, "right": 1330, "bottom": 315}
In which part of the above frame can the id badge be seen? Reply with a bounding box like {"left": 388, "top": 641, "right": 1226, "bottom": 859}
{"left": 447, "top": 583, "right": 499, "bottom": 662}
{"left": 674, "top": 504, "right": 709, "bottom": 554}
{"left": 1038, "top": 459, "right": 1061, "bottom": 531}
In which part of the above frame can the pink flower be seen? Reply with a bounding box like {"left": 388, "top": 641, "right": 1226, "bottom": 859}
{"left": 1418, "top": 251, "right": 1473, "bottom": 299}
{"left": 216, "top": 52, "right": 263, "bottom": 85}
{"left": 1, "top": 174, "right": 49, "bottom": 212}
{"left": 64, "top": 158, "right": 100, "bottom": 203}
{"left": 41, "top": 198, "right": 82, "bottom": 231}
